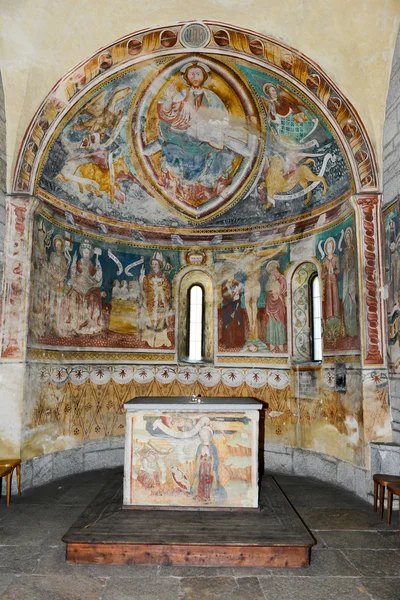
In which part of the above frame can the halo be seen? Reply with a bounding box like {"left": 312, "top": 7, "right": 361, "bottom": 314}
{"left": 180, "top": 61, "right": 211, "bottom": 85}
{"left": 324, "top": 236, "right": 336, "bottom": 254}
{"left": 262, "top": 82, "right": 278, "bottom": 97}
{"left": 344, "top": 227, "right": 353, "bottom": 241}
{"left": 266, "top": 260, "right": 280, "bottom": 273}
{"left": 52, "top": 235, "right": 64, "bottom": 250}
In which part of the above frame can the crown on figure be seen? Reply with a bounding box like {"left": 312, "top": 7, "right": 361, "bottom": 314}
{"left": 80, "top": 239, "right": 93, "bottom": 256}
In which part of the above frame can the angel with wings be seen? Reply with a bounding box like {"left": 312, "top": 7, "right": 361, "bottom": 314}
{"left": 261, "top": 83, "right": 308, "bottom": 124}
{"left": 72, "top": 87, "right": 131, "bottom": 141}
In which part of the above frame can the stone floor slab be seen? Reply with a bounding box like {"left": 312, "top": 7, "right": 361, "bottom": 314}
{"left": 101, "top": 576, "right": 180, "bottom": 600}
{"left": 0, "top": 574, "right": 107, "bottom": 600}
{"left": 259, "top": 577, "right": 369, "bottom": 600}
{"left": 342, "top": 549, "right": 400, "bottom": 576}
{"left": 0, "top": 544, "right": 43, "bottom": 573}
{"left": 266, "top": 549, "right": 360, "bottom": 577}
{"left": 319, "top": 530, "right": 397, "bottom": 549}
{"left": 0, "top": 575, "right": 13, "bottom": 596}
{"left": 298, "top": 508, "right": 399, "bottom": 531}
{"left": 378, "top": 531, "right": 400, "bottom": 548}
{"left": 181, "top": 576, "right": 265, "bottom": 600}
{"left": 361, "top": 577, "right": 400, "bottom": 600}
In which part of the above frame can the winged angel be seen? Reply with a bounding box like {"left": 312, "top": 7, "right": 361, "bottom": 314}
{"left": 57, "top": 87, "right": 139, "bottom": 204}
{"left": 72, "top": 87, "right": 131, "bottom": 141}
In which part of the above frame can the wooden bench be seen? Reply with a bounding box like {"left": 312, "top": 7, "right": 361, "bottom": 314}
{"left": 0, "top": 459, "right": 21, "bottom": 496}
{"left": 0, "top": 466, "right": 13, "bottom": 506}
{"left": 373, "top": 474, "right": 400, "bottom": 520}
{"left": 387, "top": 483, "right": 400, "bottom": 532}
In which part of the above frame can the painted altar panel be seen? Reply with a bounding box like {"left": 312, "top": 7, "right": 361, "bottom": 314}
{"left": 124, "top": 409, "right": 259, "bottom": 508}
{"left": 316, "top": 214, "right": 360, "bottom": 352}
{"left": 28, "top": 213, "right": 179, "bottom": 350}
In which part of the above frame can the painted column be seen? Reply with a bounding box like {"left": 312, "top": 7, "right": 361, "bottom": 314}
{"left": 353, "top": 194, "right": 385, "bottom": 366}
{"left": 352, "top": 194, "right": 392, "bottom": 463}
{"left": 0, "top": 195, "right": 37, "bottom": 458}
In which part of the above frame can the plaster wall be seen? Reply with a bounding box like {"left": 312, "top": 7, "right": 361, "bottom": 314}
{"left": 383, "top": 28, "right": 400, "bottom": 443}
{"left": 0, "top": 72, "right": 5, "bottom": 293}
{"left": 383, "top": 27, "right": 400, "bottom": 208}
{"left": 0, "top": 0, "right": 399, "bottom": 189}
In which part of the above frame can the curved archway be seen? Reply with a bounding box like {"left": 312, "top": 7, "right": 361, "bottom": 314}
{"left": 13, "top": 20, "right": 376, "bottom": 203}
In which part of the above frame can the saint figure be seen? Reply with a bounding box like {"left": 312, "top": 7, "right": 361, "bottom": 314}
{"left": 192, "top": 426, "right": 220, "bottom": 504}
{"left": 65, "top": 239, "right": 104, "bottom": 335}
{"left": 264, "top": 260, "right": 287, "bottom": 351}
{"left": 48, "top": 236, "right": 70, "bottom": 336}
{"left": 321, "top": 237, "right": 341, "bottom": 321}
{"left": 140, "top": 251, "right": 172, "bottom": 348}
{"left": 342, "top": 227, "right": 358, "bottom": 337}
{"left": 221, "top": 279, "right": 246, "bottom": 349}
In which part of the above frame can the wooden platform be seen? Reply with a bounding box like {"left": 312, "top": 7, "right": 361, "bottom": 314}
{"left": 63, "top": 473, "right": 315, "bottom": 568}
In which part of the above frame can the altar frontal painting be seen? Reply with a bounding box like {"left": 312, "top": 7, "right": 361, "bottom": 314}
{"left": 126, "top": 410, "right": 258, "bottom": 508}
{"left": 38, "top": 53, "right": 350, "bottom": 229}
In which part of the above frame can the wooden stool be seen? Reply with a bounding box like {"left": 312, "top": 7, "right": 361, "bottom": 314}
{"left": 387, "top": 483, "right": 400, "bottom": 532}
{"left": 373, "top": 474, "right": 400, "bottom": 520}
{"left": 0, "top": 459, "right": 21, "bottom": 496}
{"left": 0, "top": 466, "right": 12, "bottom": 506}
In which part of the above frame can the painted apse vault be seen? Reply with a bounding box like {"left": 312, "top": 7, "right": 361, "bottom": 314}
{"left": 38, "top": 53, "right": 350, "bottom": 229}
{"left": 6, "top": 22, "right": 391, "bottom": 469}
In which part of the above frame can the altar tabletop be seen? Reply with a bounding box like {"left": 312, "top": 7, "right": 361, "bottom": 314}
{"left": 124, "top": 397, "right": 263, "bottom": 410}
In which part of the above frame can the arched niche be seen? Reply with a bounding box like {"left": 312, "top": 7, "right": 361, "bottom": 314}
{"left": 177, "top": 269, "right": 214, "bottom": 363}
{"left": 290, "top": 261, "right": 319, "bottom": 364}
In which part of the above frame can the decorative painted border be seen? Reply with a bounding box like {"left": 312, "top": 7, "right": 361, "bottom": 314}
{"left": 13, "top": 20, "right": 378, "bottom": 199}
{"left": 34, "top": 363, "right": 291, "bottom": 390}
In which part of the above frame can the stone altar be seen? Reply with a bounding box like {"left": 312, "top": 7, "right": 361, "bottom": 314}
{"left": 123, "top": 397, "right": 263, "bottom": 509}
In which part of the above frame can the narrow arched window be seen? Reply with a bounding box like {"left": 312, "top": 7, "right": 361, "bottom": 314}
{"left": 311, "top": 275, "right": 322, "bottom": 361}
{"left": 187, "top": 284, "right": 204, "bottom": 361}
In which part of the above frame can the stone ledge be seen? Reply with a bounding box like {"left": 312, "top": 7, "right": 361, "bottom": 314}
{"left": 264, "top": 444, "right": 369, "bottom": 502}
{"left": 15, "top": 439, "right": 386, "bottom": 505}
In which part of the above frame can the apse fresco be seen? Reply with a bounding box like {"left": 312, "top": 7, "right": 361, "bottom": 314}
{"left": 316, "top": 215, "right": 360, "bottom": 352}
{"left": 385, "top": 204, "right": 400, "bottom": 371}
{"left": 29, "top": 215, "right": 179, "bottom": 349}
{"left": 215, "top": 245, "right": 290, "bottom": 355}
{"left": 38, "top": 54, "right": 351, "bottom": 229}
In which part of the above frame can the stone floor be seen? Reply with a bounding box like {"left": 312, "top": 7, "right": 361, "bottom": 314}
{"left": 0, "top": 469, "right": 399, "bottom": 600}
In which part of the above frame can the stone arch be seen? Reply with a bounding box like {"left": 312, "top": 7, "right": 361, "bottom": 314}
{"left": 12, "top": 21, "right": 377, "bottom": 198}
{"left": 177, "top": 268, "right": 214, "bottom": 363}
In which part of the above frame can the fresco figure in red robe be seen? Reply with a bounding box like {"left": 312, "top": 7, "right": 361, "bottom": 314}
{"left": 264, "top": 260, "right": 287, "bottom": 352}
{"left": 220, "top": 279, "right": 246, "bottom": 349}
{"left": 321, "top": 237, "right": 341, "bottom": 322}
{"left": 65, "top": 239, "right": 104, "bottom": 335}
